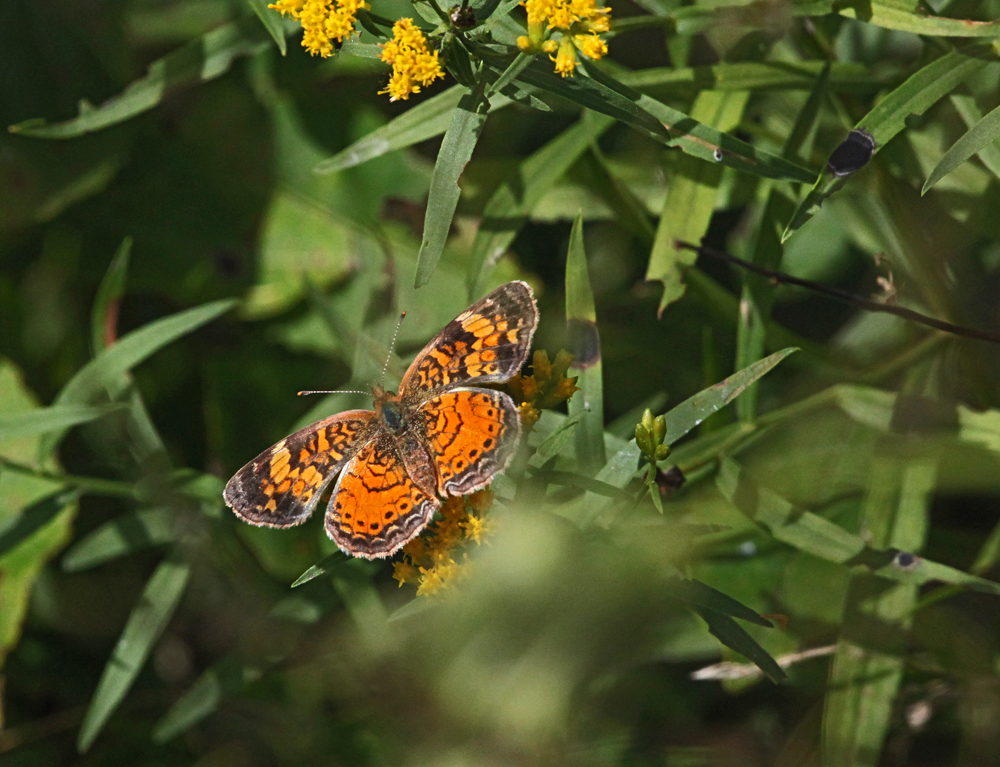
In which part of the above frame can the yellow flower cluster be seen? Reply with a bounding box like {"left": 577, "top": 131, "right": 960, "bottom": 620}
{"left": 506, "top": 349, "right": 580, "bottom": 430}
{"left": 379, "top": 18, "right": 446, "bottom": 102}
{"left": 517, "top": 0, "right": 610, "bottom": 77}
{"left": 269, "top": 0, "right": 369, "bottom": 58}
{"left": 392, "top": 488, "right": 494, "bottom": 595}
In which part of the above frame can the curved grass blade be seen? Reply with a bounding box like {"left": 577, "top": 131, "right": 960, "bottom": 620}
{"left": 0, "top": 490, "right": 79, "bottom": 559}
{"left": 783, "top": 44, "right": 993, "bottom": 242}
{"left": 154, "top": 657, "right": 260, "bottom": 742}
{"left": 673, "top": 578, "right": 774, "bottom": 627}
{"left": 39, "top": 299, "right": 236, "bottom": 458}
{"left": 0, "top": 404, "right": 123, "bottom": 443}
{"left": 78, "top": 559, "right": 191, "bottom": 752}
{"left": 91, "top": 237, "right": 132, "bottom": 355}
{"left": 9, "top": 17, "right": 272, "bottom": 138}
{"left": 528, "top": 469, "right": 633, "bottom": 499}
{"left": 414, "top": 85, "right": 490, "bottom": 287}
{"left": 923, "top": 101, "right": 1000, "bottom": 194}
{"left": 247, "top": 0, "right": 287, "bottom": 55}
{"left": 62, "top": 507, "right": 177, "bottom": 572}
{"left": 292, "top": 551, "right": 348, "bottom": 587}
{"left": 467, "top": 111, "right": 614, "bottom": 296}
{"left": 566, "top": 215, "right": 606, "bottom": 474}
{"left": 691, "top": 605, "right": 786, "bottom": 683}
{"left": 950, "top": 94, "right": 1000, "bottom": 180}
{"left": 664, "top": 348, "right": 797, "bottom": 445}
{"left": 530, "top": 412, "right": 585, "bottom": 466}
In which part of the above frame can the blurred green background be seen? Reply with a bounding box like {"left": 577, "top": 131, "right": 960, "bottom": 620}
{"left": 4, "top": 0, "right": 1000, "bottom": 765}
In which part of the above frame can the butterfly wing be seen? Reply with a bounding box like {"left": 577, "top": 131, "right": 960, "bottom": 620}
{"left": 398, "top": 280, "right": 538, "bottom": 396}
{"left": 325, "top": 433, "right": 440, "bottom": 559}
{"left": 224, "top": 410, "right": 376, "bottom": 528}
{"left": 416, "top": 388, "right": 521, "bottom": 496}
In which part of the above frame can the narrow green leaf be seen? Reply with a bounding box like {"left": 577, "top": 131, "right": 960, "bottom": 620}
{"left": 834, "top": 2, "right": 1000, "bottom": 37}
{"left": 0, "top": 404, "right": 123, "bottom": 443}
{"left": 467, "top": 111, "right": 614, "bottom": 296}
{"left": 566, "top": 215, "right": 606, "bottom": 474}
{"left": 292, "top": 551, "right": 347, "bottom": 587}
{"left": 646, "top": 90, "right": 749, "bottom": 312}
{"left": 664, "top": 348, "right": 797, "bottom": 446}
{"left": 40, "top": 299, "right": 236, "bottom": 458}
{"left": 673, "top": 578, "right": 774, "bottom": 628}
{"left": 950, "top": 94, "right": 1000, "bottom": 179}
{"left": 79, "top": 559, "right": 191, "bottom": 752}
{"left": 62, "top": 508, "right": 177, "bottom": 572}
{"left": 783, "top": 44, "right": 993, "bottom": 241}
{"left": 923, "top": 101, "right": 1000, "bottom": 193}
{"left": 692, "top": 605, "right": 786, "bottom": 684}
{"left": 485, "top": 51, "right": 534, "bottom": 97}
{"left": 530, "top": 412, "right": 585, "bottom": 466}
{"left": 247, "top": 0, "right": 288, "bottom": 55}
{"left": 91, "top": 237, "right": 132, "bottom": 355}
{"left": 415, "top": 85, "right": 490, "bottom": 288}
{"left": 316, "top": 86, "right": 465, "bottom": 173}
{"left": 8, "top": 18, "right": 271, "bottom": 138}
{"left": 153, "top": 657, "right": 260, "bottom": 742}
{"left": 0, "top": 491, "right": 78, "bottom": 559}
{"left": 529, "top": 469, "right": 632, "bottom": 499}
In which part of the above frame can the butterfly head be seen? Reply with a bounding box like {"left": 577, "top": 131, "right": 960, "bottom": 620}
{"left": 371, "top": 384, "right": 405, "bottom": 434}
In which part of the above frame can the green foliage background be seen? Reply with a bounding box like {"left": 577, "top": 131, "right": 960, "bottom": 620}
{"left": 3, "top": 0, "right": 1000, "bottom": 765}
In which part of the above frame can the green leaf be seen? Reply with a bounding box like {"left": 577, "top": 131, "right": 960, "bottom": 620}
{"left": 414, "top": 85, "right": 490, "bottom": 288}
{"left": 646, "top": 90, "right": 748, "bottom": 312}
{"left": 691, "top": 605, "right": 786, "bottom": 684}
{"left": 247, "top": 0, "right": 287, "bottom": 55}
{"left": 664, "top": 348, "right": 798, "bottom": 445}
{"left": 292, "top": 551, "right": 348, "bottom": 587}
{"left": 923, "top": 101, "right": 1000, "bottom": 194}
{"left": 566, "top": 214, "right": 606, "bottom": 474}
{"left": 466, "top": 111, "right": 614, "bottom": 296}
{"left": 528, "top": 469, "right": 632, "bottom": 499}
{"left": 316, "top": 86, "right": 465, "bottom": 173}
{"left": 783, "top": 44, "right": 994, "bottom": 241}
{"left": 62, "top": 507, "right": 177, "bottom": 572}
{"left": 530, "top": 412, "right": 585, "bottom": 466}
{"left": 834, "top": 2, "right": 1000, "bottom": 37}
{"left": 40, "top": 299, "right": 236, "bottom": 458}
{"left": 673, "top": 578, "right": 774, "bottom": 628}
{"left": 950, "top": 94, "right": 1000, "bottom": 180}
{"left": 153, "top": 657, "right": 260, "bottom": 743}
{"left": 0, "top": 490, "right": 78, "bottom": 559}
{"left": 8, "top": 17, "right": 272, "bottom": 138}
{"left": 0, "top": 404, "right": 123, "bottom": 443}
{"left": 90, "top": 237, "right": 132, "bottom": 355}
{"left": 78, "top": 559, "right": 191, "bottom": 752}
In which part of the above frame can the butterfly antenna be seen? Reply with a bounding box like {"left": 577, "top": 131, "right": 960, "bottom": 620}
{"left": 380, "top": 311, "right": 406, "bottom": 386}
{"left": 297, "top": 389, "right": 369, "bottom": 396}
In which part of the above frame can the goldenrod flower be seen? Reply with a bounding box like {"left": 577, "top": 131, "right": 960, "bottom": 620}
{"left": 269, "top": 0, "right": 369, "bottom": 57}
{"left": 379, "top": 18, "right": 445, "bottom": 101}
{"left": 518, "top": 0, "right": 610, "bottom": 76}
{"left": 507, "top": 349, "right": 579, "bottom": 431}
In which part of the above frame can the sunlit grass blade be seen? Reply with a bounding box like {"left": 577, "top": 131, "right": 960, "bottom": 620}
{"left": 664, "top": 348, "right": 797, "bottom": 445}
{"left": 691, "top": 605, "right": 786, "bottom": 684}
{"left": 950, "top": 94, "right": 1000, "bottom": 180}
{"left": 566, "top": 214, "right": 606, "bottom": 474}
{"left": 292, "top": 551, "right": 348, "bottom": 587}
{"left": 414, "top": 85, "right": 490, "bottom": 288}
{"left": 91, "top": 237, "right": 131, "bottom": 355}
{"left": 0, "top": 404, "right": 123, "bottom": 443}
{"left": 673, "top": 578, "right": 774, "bottom": 628}
{"left": 833, "top": 1, "right": 1000, "bottom": 36}
{"left": 530, "top": 412, "right": 584, "bottom": 467}
{"left": 39, "top": 299, "right": 236, "bottom": 459}
{"left": 78, "top": 558, "right": 191, "bottom": 752}
{"left": 822, "top": 457, "right": 933, "bottom": 767}
{"left": 0, "top": 490, "right": 78, "bottom": 559}
{"left": 8, "top": 17, "right": 272, "bottom": 138}
{"left": 466, "top": 111, "right": 614, "bottom": 297}
{"left": 783, "top": 44, "right": 993, "bottom": 242}
{"left": 153, "top": 657, "right": 259, "bottom": 742}
{"left": 62, "top": 508, "right": 177, "bottom": 572}
{"left": 923, "top": 101, "right": 1000, "bottom": 194}
{"left": 485, "top": 51, "right": 534, "bottom": 98}
{"left": 646, "top": 90, "right": 747, "bottom": 312}
{"left": 247, "top": 0, "right": 287, "bottom": 55}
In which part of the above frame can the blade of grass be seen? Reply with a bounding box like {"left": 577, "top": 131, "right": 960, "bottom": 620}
{"left": 153, "top": 657, "right": 260, "bottom": 742}
{"left": 90, "top": 237, "right": 131, "bottom": 355}
{"left": 0, "top": 491, "right": 79, "bottom": 559}
{"left": 923, "top": 101, "right": 1000, "bottom": 193}
{"left": 0, "top": 404, "right": 123, "bottom": 443}
{"left": 78, "top": 559, "right": 191, "bottom": 752}
{"left": 530, "top": 412, "right": 585, "bottom": 467}
{"left": 673, "top": 578, "right": 774, "bottom": 628}
{"left": 9, "top": 17, "right": 272, "bottom": 138}
{"left": 62, "top": 508, "right": 177, "bottom": 572}
{"left": 39, "top": 299, "right": 236, "bottom": 458}
{"left": 467, "top": 111, "right": 614, "bottom": 297}
{"left": 566, "top": 214, "right": 606, "bottom": 474}
{"left": 692, "top": 605, "right": 786, "bottom": 683}
{"left": 950, "top": 94, "right": 1000, "bottom": 179}
{"left": 415, "top": 84, "right": 490, "bottom": 288}
{"left": 247, "top": 0, "right": 287, "bottom": 55}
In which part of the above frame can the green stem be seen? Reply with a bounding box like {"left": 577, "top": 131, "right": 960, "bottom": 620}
{"left": 0, "top": 457, "right": 138, "bottom": 498}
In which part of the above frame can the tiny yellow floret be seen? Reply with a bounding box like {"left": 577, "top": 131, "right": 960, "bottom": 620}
{"left": 518, "top": 0, "right": 610, "bottom": 76}
{"left": 379, "top": 18, "right": 445, "bottom": 101}
{"left": 269, "top": 0, "right": 369, "bottom": 57}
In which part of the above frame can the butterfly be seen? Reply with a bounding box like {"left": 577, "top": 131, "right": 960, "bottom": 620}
{"left": 223, "top": 281, "right": 538, "bottom": 559}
